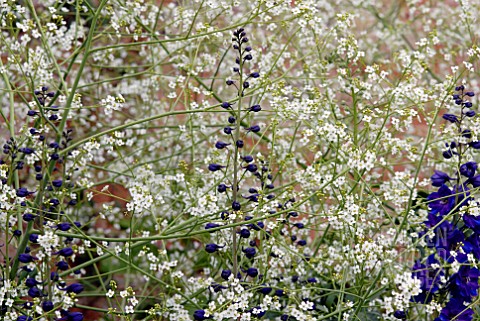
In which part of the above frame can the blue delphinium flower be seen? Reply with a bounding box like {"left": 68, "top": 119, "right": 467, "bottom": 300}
{"left": 427, "top": 184, "right": 455, "bottom": 216}
{"left": 449, "top": 266, "right": 480, "bottom": 298}
{"left": 411, "top": 254, "right": 444, "bottom": 303}
{"left": 431, "top": 170, "right": 451, "bottom": 187}
{"left": 460, "top": 161, "right": 478, "bottom": 178}
{"left": 435, "top": 297, "right": 473, "bottom": 321}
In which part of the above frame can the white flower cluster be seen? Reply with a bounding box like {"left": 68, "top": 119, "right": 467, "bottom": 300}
{"left": 379, "top": 272, "right": 422, "bottom": 320}
{"left": 100, "top": 94, "right": 125, "bottom": 117}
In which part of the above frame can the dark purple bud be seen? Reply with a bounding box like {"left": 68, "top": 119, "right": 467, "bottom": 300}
{"left": 244, "top": 164, "right": 257, "bottom": 173}
{"left": 233, "top": 67, "right": 239, "bottom": 73}
{"left": 228, "top": 116, "right": 236, "bottom": 124}
{"left": 208, "top": 164, "right": 226, "bottom": 172}
{"left": 17, "top": 316, "right": 33, "bottom": 321}
{"left": 205, "top": 223, "right": 220, "bottom": 231}
{"left": 49, "top": 142, "right": 60, "bottom": 149}
{"left": 18, "top": 253, "right": 35, "bottom": 263}
{"left": 49, "top": 114, "right": 58, "bottom": 121}
{"left": 242, "top": 37, "right": 249, "bottom": 43}
{"left": 232, "top": 201, "right": 241, "bottom": 211}
{"left": 221, "top": 269, "right": 232, "bottom": 280}
{"left": 259, "top": 285, "right": 272, "bottom": 294}
{"left": 463, "top": 129, "right": 472, "bottom": 138}
{"left": 466, "top": 91, "right": 475, "bottom": 97}
{"left": 56, "top": 261, "right": 69, "bottom": 270}
{"left": 25, "top": 277, "right": 38, "bottom": 287}
{"left": 464, "top": 101, "right": 473, "bottom": 108}
{"left": 249, "top": 105, "right": 261, "bottom": 112}
{"left": 205, "top": 243, "right": 223, "bottom": 253}
{"left": 294, "top": 223, "right": 305, "bottom": 229}
{"left": 393, "top": 310, "right": 407, "bottom": 319}
{"left": 56, "top": 247, "right": 74, "bottom": 257}
{"left": 13, "top": 229, "right": 21, "bottom": 236}
{"left": 465, "top": 110, "right": 476, "bottom": 117}
{"left": 193, "top": 310, "right": 210, "bottom": 321}
{"left": 243, "top": 247, "right": 256, "bottom": 259}
{"left": 16, "top": 161, "right": 24, "bottom": 169}
{"left": 221, "top": 211, "right": 230, "bottom": 220}
{"left": 28, "top": 287, "right": 43, "bottom": 298}
{"left": 16, "top": 188, "right": 32, "bottom": 197}
{"left": 66, "top": 283, "right": 84, "bottom": 294}
{"left": 297, "top": 240, "right": 307, "bottom": 246}
{"left": 29, "top": 233, "right": 38, "bottom": 243}
{"left": 246, "top": 267, "right": 258, "bottom": 277}
{"left": 41, "top": 86, "right": 49, "bottom": 91}
{"left": 221, "top": 102, "right": 232, "bottom": 109}
{"left": 243, "top": 193, "right": 259, "bottom": 202}
{"left": 67, "top": 312, "right": 84, "bottom": 321}
{"left": 470, "top": 141, "right": 480, "bottom": 149}
{"left": 51, "top": 271, "right": 59, "bottom": 281}
{"left": 245, "top": 46, "right": 252, "bottom": 51}
{"left": 217, "top": 184, "right": 228, "bottom": 193}
{"left": 19, "top": 147, "right": 35, "bottom": 154}
{"left": 250, "top": 72, "right": 259, "bottom": 78}
{"left": 242, "top": 155, "right": 253, "bottom": 163}
{"left": 455, "top": 99, "right": 463, "bottom": 105}
{"left": 236, "top": 140, "right": 244, "bottom": 148}
{"left": 57, "top": 222, "right": 71, "bottom": 231}
{"left": 239, "top": 229, "right": 251, "bottom": 238}
{"left": 288, "top": 211, "right": 298, "bottom": 217}
{"left": 243, "top": 81, "right": 250, "bottom": 88}
{"left": 246, "top": 125, "right": 260, "bottom": 133}
{"left": 248, "top": 187, "right": 258, "bottom": 193}
{"left": 42, "top": 301, "right": 54, "bottom": 312}
{"left": 456, "top": 85, "right": 465, "bottom": 91}
{"left": 226, "top": 79, "right": 234, "bottom": 85}
{"left": 23, "top": 213, "right": 36, "bottom": 221}
{"left": 307, "top": 277, "right": 317, "bottom": 283}
{"left": 52, "top": 179, "right": 63, "bottom": 187}
{"left": 275, "top": 289, "right": 285, "bottom": 297}
{"left": 35, "top": 173, "right": 43, "bottom": 180}
{"left": 443, "top": 150, "right": 453, "bottom": 159}
{"left": 224, "top": 127, "right": 233, "bottom": 135}
{"left": 252, "top": 221, "right": 264, "bottom": 230}
{"left": 442, "top": 113, "right": 459, "bottom": 123}
{"left": 215, "top": 141, "right": 230, "bottom": 149}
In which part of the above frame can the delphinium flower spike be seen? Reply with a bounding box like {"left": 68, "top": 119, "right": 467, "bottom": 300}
{"left": 409, "top": 85, "right": 480, "bottom": 321}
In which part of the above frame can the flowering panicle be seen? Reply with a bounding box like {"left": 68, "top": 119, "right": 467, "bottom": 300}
{"left": 406, "top": 85, "right": 480, "bottom": 321}
{"left": 0, "top": 85, "right": 86, "bottom": 321}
